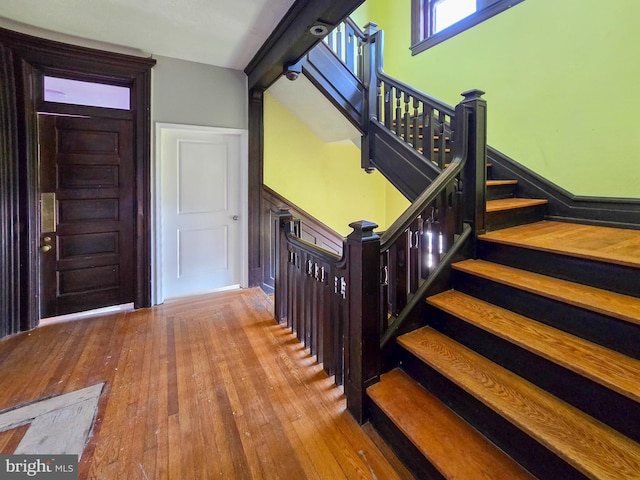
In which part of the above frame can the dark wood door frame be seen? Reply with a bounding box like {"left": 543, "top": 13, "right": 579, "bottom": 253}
{"left": 0, "top": 27, "right": 155, "bottom": 336}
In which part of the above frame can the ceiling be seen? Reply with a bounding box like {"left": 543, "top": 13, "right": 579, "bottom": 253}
{"left": 269, "top": 74, "right": 360, "bottom": 144}
{"left": 0, "top": 0, "right": 297, "bottom": 70}
{"left": 0, "top": 0, "right": 359, "bottom": 144}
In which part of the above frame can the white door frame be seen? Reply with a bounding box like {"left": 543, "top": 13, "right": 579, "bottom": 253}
{"left": 153, "top": 123, "right": 248, "bottom": 304}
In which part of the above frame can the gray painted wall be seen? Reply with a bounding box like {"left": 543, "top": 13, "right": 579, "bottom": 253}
{"left": 153, "top": 55, "right": 247, "bottom": 129}
{"left": 0, "top": 19, "right": 248, "bottom": 129}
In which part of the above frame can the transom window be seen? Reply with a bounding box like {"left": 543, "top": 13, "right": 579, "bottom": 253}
{"left": 411, "top": 0, "right": 524, "bottom": 55}
{"left": 43, "top": 76, "right": 131, "bottom": 110}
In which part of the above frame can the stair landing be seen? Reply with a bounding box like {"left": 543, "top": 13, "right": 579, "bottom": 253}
{"left": 480, "top": 220, "right": 640, "bottom": 269}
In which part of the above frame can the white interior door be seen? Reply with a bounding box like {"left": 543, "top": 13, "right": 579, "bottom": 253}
{"left": 159, "top": 125, "right": 244, "bottom": 299}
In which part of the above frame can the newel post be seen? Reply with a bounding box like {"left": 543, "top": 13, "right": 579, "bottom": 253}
{"left": 274, "top": 208, "right": 293, "bottom": 323}
{"left": 361, "top": 22, "right": 378, "bottom": 173}
{"left": 461, "top": 89, "right": 488, "bottom": 240}
{"left": 345, "top": 220, "right": 380, "bottom": 424}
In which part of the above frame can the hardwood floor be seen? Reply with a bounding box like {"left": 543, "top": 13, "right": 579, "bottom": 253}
{"left": 0, "top": 289, "right": 412, "bottom": 480}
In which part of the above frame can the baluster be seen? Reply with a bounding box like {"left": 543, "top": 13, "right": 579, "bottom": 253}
{"left": 403, "top": 92, "right": 411, "bottom": 145}
{"left": 428, "top": 204, "right": 442, "bottom": 270}
{"left": 426, "top": 108, "right": 436, "bottom": 164}
{"left": 388, "top": 230, "right": 408, "bottom": 315}
{"left": 412, "top": 98, "right": 421, "bottom": 154}
{"left": 336, "top": 23, "right": 344, "bottom": 63}
{"left": 409, "top": 218, "right": 420, "bottom": 294}
{"left": 345, "top": 25, "right": 355, "bottom": 73}
{"left": 418, "top": 211, "right": 428, "bottom": 280}
{"left": 275, "top": 209, "right": 291, "bottom": 325}
{"left": 383, "top": 83, "right": 392, "bottom": 129}
{"left": 376, "top": 79, "right": 383, "bottom": 123}
{"left": 293, "top": 250, "right": 301, "bottom": 334}
{"left": 437, "top": 110, "right": 446, "bottom": 169}
{"left": 327, "top": 28, "right": 335, "bottom": 50}
{"left": 394, "top": 88, "right": 402, "bottom": 136}
{"left": 356, "top": 37, "right": 363, "bottom": 81}
{"left": 380, "top": 251, "right": 389, "bottom": 332}
{"left": 441, "top": 181, "right": 456, "bottom": 257}
{"left": 317, "top": 262, "right": 330, "bottom": 367}
{"left": 334, "top": 279, "right": 346, "bottom": 385}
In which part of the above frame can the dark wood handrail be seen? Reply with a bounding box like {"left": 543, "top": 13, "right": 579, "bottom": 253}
{"left": 284, "top": 228, "right": 344, "bottom": 265}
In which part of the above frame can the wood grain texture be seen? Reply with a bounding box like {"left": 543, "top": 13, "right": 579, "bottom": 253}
{"left": 453, "top": 259, "right": 640, "bottom": 326}
{"left": 0, "top": 425, "right": 29, "bottom": 453}
{"left": 428, "top": 289, "right": 640, "bottom": 402}
{"left": 486, "top": 180, "right": 518, "bottom": 186}
{"left": 399, "top": 327, "right": 640, "bottom": 479}
{"left": 479, "top": 221, "right": 640, "bottom": 268}
{"left": 368, "top": 369, "right": 535, "bottom": 480}
{"left": 486, "top": 198, "right": 548, "bottom": 212}
{"left": 0, "top": 288, "right": 407, "bottom": 479}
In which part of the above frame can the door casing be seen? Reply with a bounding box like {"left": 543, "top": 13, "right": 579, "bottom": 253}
{"left": 0, "top": 27, "right": 155, "bottom": 332}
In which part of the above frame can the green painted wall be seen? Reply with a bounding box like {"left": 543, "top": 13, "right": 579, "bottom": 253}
{"left": 360, "top": 0, "right": 640, "bottom": 199}
{"left": 264, "top": 92, "right": 404, "bottom": 236}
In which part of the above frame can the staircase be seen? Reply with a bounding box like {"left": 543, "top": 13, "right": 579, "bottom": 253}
{"left": 369, "top": 221, "right": 640, "bottom": 479}
{"left": 275, "top": 17, "right": 640, "bottom": 479}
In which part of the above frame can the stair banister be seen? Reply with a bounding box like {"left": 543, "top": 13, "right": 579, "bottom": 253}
{"left": 275, "top": 18, "right": 489, "bottom": 425}
{"left": 380, "top": 101, "right": 467, "bottom": 251}
{"left": 378, "top": 90, "right": 487, "bottom": 348}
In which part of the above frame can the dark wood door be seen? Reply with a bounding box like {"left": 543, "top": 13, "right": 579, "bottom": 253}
{"left": 38, "top": 114, "right": 135, "bottom": 317}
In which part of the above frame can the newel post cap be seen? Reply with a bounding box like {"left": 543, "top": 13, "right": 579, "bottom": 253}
{"left": 347, "top": 220, "right": 379, "bottom": 240}
{"left": 461, "top": 89, "right": 486, "bottom": 102}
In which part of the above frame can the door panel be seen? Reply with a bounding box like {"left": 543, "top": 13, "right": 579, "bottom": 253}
{"left": 160, "top": 127, "right": 241, "bottom": 299}
{"left": 38, "top": 115, "right": 135, "bottom": 317}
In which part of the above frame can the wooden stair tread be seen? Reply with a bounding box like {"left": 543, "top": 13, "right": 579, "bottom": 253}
{"left": 428, "top": 289, "right": 640, "bottom": 402}
{"left": 479, "top": 220, "right": 640, "bottom": 269}
{"left": 487, "top": 179, "right": 518, "bottom": 186}
{"left": 368, "top": 369, "right": 534, "bottom": 480}
{"left": 486, "top": 198, "right": 548, "bottom": 212}
{"left": 398, "top": 328, "right": 640, "bottom": 479}
{"left": 453, "top": 259, "right": 640, "bottom": 327}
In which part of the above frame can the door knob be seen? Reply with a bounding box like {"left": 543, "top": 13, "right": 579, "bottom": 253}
{"left": 41, "top": 244, "right": 52, "bottom": 253}
{"left": 232, "top": 215, "right": 239, "bottom": 221}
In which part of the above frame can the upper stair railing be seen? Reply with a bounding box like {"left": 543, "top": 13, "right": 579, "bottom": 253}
{"left": 371, "top": 30, "right": 455, "bottom": 170}
{"left": 322, "top": 17, "right": 367, "bottom": 81}
{"left": 275, "top": 19, "right": 487, "bottom": 423}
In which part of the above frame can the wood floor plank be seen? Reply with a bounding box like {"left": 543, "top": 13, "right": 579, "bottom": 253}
{"left": 453, "top": 259, "right": 640, "bottom": 326}
{"left": 486, "top": 179, "right": 518, "bottom": 186}
{"left": 428, "top": 289, "right": 640, "bottom": 402}
{"left": 0, "top": 289, "right": 409, "bottom": 479}
{"left": 0, "top": 425, "right": 29, "bottom": 453}
{"left": 486, "top": 198, "right": 548, "bottom": 212}
{"left": 369, "top": 369, "right": 535, "bottom": 480}
{"left": 399, "top": 327, "right": 640, "bottom": 479}
{"left": 479, "top": 220, "right": 640, "bottom": 268}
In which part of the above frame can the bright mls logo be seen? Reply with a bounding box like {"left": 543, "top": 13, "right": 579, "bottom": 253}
{"left": 1, "top": 455, "right": 77, "bottom": 479}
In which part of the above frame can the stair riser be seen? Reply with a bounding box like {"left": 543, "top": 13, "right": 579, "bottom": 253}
{"left": 486, "top": 184, "right": 517, "bottom": 201}
{"left": 400, "top": 350, "right": 588, "bottom": 480}
{"left": 428, "top": 308, "right": 640, "bottom": 442}
{"left": 453, "top": 270, "right": 640, "bottom": 360}
{"left": 478, "top": 241, "right": 640, "bottom": 298}
{"left": 368, "top": 403, "right": 446, "bottom": 480}
{"left": 485, "top": 204, "right": 546, "bottom": 231}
